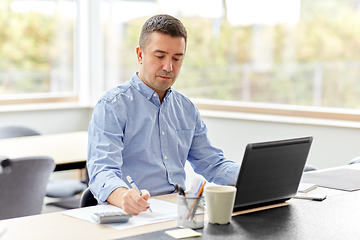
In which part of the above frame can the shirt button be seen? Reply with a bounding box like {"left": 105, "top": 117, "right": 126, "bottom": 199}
{"left": 153, "top": 93, "right": 157, "bottom": 97}
{"left": 147, "top": 97, "right": 150, "bottom": 100}
{"left": 164, "top": 155, "right": 168, "bottom": 160}
{"left": 162, "top": 131, "right": 165, "bottom": 135}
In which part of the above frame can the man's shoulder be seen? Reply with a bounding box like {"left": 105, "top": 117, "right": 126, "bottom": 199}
{"left": 170, "top": 89, "right": 197, "bottom": 109}
{"left": 98, "top": 81, "right": 132, "bottom": 103}
{"left": 171, "top": 89, "right": 193, "bottom": 104}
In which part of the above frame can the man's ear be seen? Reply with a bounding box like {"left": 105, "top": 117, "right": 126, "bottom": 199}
{"left": 136, "top": 46, "right": 143, "bottom": 64}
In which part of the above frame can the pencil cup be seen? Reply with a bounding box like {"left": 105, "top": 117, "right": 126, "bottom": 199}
{"left": 177, "top": 195, "right": 204, "bottom": 229}
{"left": 205, "top": 186, "right": 237, "bottom": 225}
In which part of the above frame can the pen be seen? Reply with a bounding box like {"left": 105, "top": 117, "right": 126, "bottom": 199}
{"left": 187, "top": 181, "right": 206, "bottom": 220}
{"left": 126, "top": 175, "right": 153, "bottom": 213}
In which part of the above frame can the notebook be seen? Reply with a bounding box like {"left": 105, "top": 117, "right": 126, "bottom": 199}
{"left": 233, "top": 136, "right": 313, "bottom": 212}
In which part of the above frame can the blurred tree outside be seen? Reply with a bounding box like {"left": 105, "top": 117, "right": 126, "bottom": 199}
{"left": 0, "top": 0, "right": 73, "bottom": 95}
{"left": 118, "top": 0, "right": 360, "bottom": 109}
{"left": 1, "top": 0, "right": 360, "bottom": 110}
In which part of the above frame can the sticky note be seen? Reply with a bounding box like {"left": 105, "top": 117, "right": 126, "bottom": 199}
{"left": 165, "top": 228, "right": 202, "bottom": 239}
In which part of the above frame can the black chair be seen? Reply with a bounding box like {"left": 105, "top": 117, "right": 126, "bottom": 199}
{"left": 79, "top": 187, "right": 98, "bottom": 208}
{"left": 349, "top": 156, "right": 360, "bottom": 165}
{"left": 0, "top": 125, "right": 87, "bottom": 209}
{"left": 0, "top": 156, "right": 55, "bottom": 220}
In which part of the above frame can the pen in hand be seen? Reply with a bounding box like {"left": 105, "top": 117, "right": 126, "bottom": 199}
{"left": 126, "top": 175, "right": 153, "bottom": 213}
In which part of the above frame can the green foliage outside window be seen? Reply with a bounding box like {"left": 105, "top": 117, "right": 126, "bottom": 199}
{"left": 1, "top": 0, "right": 360, "bottom": 110}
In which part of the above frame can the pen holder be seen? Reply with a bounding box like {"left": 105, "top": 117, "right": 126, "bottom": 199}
{"left": 177, "top": 195, "right": 204, "bottom": 229}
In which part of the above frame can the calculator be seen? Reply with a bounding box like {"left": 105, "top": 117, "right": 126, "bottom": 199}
{"left": 91, "top": 212, "right": 133, "bottom": 224}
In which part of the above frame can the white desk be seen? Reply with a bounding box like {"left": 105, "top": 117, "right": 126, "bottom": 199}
{"left": 0, "top": 131, "right": 87, "bottom": 171}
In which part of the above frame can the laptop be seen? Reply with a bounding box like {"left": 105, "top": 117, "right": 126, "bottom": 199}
{"left": 233, "top": 136, "right": 313, "bottom": 212}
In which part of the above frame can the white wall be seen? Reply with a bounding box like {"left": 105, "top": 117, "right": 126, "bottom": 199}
{"left": 1, "top": 105, "right": 359, "bottom": 186}
{"left": 201, "top": 112, "right": 360, "bottom": 169}
{"left": 0, "top": 105, "right": 93, "bottom": 135}
{"left": 1, "top": 106, "right": 359, "bottom": 168}
{"left": 185, "top": 110, "right": 360, "bottom": 188}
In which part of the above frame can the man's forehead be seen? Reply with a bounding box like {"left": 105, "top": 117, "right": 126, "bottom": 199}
{"left": 146, "top": 32, "right": 186, "bottom": 53}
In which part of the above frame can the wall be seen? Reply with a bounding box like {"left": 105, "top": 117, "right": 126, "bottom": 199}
{"left": 1, "top": 105, "right": 359, "bottom": 186}
{"left": 0, "top": 104, "right": 93, "bottom": 134}
{"left": 200, "top": 110, "right": 360, "bottom": 169}
{"left": 185, "top": 109, "right": 360, "bottom": 188}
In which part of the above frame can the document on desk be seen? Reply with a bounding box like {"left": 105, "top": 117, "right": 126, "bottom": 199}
{"left": 63, "top": 199, "right": 178, "bottom": 230}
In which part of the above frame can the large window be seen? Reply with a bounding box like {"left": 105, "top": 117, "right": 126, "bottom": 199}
{"left": 0, "top": 0, "right": 76, "bottom": 97}
{"left": 1, "top": 0, "right": 360, "bottom": 114}
{"left": 101, "top": 0, "right": 360, "bottom": 110}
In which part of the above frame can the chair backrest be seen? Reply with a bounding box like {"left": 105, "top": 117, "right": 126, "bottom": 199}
{"left": 349, "top": 156, "right": 360, "bottom": 165}
{"left": 0, "top": 125, "right": 41, "bottom": 139}
{"left": 0, "top": 156, "right": 55, "bottom": 220}
{"left": 304, "top": 164, "right": 318, "bottom": 172}
{"left": 80, "top": 187, "right": 98, "bottom": 208}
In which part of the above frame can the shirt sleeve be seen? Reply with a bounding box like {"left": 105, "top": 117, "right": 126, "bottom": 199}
{"left": 87, "top": 99, "right": 129, "bottom": 203}
{"left": 187, "top": 108, "right": 241, "bottom": 186}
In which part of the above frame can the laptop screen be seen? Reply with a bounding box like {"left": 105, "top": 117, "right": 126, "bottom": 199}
{"left": 233, "top": 136, "right": 313, "bottom": 212}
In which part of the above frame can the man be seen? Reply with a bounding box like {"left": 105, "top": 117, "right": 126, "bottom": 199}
{"left": 87, "top": 14, "right": 240, "bottom": 215}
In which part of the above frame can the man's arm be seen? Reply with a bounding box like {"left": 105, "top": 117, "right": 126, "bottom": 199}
{"left": 107, "top": 187, "right": 151, "bottom": 215}
{"left": 187, "top": 108, "right": 240, "bottom": 185}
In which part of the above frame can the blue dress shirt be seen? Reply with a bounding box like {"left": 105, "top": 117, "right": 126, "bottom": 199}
{"left": 87, "top": 72, "right": 240, "bottom": 203}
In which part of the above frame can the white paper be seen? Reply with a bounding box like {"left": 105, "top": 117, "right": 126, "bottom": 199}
{"left": 63, "top": 199, "right": 178, "bottom": 230}
{"left": 298, "top": 182, "right": 317, "bottom": 193}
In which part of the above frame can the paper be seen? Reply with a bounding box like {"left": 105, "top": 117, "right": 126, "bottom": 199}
{"left": 165, "top": 228, "right": 202, "bottom": 239}
{"left": 298, "top": 182, "right": 317, "bottom": 193}
{"left": 0, "top": 225, "right": 6, "bottom": 237}
{"left": 63, "top": 199, "right": 177, "bottom": 231}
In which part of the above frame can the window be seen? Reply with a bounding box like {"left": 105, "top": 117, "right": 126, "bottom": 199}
{"left": 2, "top": 0, "right": 360, "bottom": 116}
{"left": 0, "top": 0, "right": 76, "bottom": 103}
{"left": 101, "top": 0, "right": 360, "bottom": 113}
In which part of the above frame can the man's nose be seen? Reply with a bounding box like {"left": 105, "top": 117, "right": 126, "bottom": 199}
{"left": 163, "top": 59, "right": 173, "bottom": 72}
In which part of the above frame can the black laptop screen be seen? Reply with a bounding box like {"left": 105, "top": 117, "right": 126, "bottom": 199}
{"left": 233, "top": 136, "right": 313, "bottom": 212}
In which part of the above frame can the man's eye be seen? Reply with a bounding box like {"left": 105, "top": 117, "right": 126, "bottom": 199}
{"left": 156, "top": 55, "right": 164, "bottom": 59}
{"left": 173, "top": 57, "right": 180, "bottom": 61}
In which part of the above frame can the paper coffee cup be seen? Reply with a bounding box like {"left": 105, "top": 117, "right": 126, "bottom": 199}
{"left": 205, "top": 185, "right": 237, "bottom": 224}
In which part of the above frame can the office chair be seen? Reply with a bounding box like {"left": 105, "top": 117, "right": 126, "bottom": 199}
{"left": 0, "top": 125, "right": 41, "bottom": 139}
{"left": 0, "top": 125, "right": 87, "bottom": 209}
{"left": 79, "top": 187, "right": 98, "bottom": 208}
{"left": 303, "top": 164, "right": 318, "bottom": 172}
{"left": 0, "top": 156, "right": 55, "bottom": 220}
{"left": 349, "top": 156, "right": 360, "bottom": 165}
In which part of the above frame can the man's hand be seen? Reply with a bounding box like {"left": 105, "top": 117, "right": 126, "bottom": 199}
{"left": 107, "top": 187, "right": 150, "bottom": 215}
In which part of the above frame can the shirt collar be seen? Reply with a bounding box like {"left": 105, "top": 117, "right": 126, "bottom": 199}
{"left": 130, "top": 72, "right": 172, "bottom": 102}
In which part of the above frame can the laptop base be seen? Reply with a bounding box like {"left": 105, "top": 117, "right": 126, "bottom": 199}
{"left": 233, "top": 198, "right": 290, "bottom": 212}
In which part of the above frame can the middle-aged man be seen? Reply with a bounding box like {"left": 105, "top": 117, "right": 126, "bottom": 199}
{"left": 87, "top": 14, "right": 241, "bottom": 215}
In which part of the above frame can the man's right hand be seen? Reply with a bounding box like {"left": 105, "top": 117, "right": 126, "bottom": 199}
{"left": 107, "top": 187, "right": 151, "bottom": 215}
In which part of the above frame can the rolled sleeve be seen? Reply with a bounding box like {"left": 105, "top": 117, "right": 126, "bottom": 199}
{"left": 87, "top": 99, "right": 129, "bottom": 203}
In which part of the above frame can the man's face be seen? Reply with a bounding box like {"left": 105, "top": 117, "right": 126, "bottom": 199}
{"left": 136, "top": 32, "right": 186, "bottom": 99}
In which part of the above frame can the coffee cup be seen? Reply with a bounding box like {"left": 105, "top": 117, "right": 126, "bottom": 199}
{"left": 205, "top": 185, "right": 237, "bottom": 224}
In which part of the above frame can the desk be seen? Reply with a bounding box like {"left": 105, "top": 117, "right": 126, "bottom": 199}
{"left": 122, "top": 191, "right": 360, "bottom": 240}
{"left": 0, "top": 164, "right": 359, "bottom": 240}
{"left": 0, "top": 194, "right": 178, "bottom": 240}
{"left": 0, "top": 131, "right": 87, "bottom": 171}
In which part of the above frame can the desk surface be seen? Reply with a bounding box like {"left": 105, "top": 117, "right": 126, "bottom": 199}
{"left": 0, "top": 194, "right": 178, "bottom": 240}
{"left": 122, "top": 190, "right": 360, "bottom": 240}
{"left": 0, "top": 131, "right": 87, "bottom": 171}
{"left": 0, "top": 164, "right": 359, "bottom": 240}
